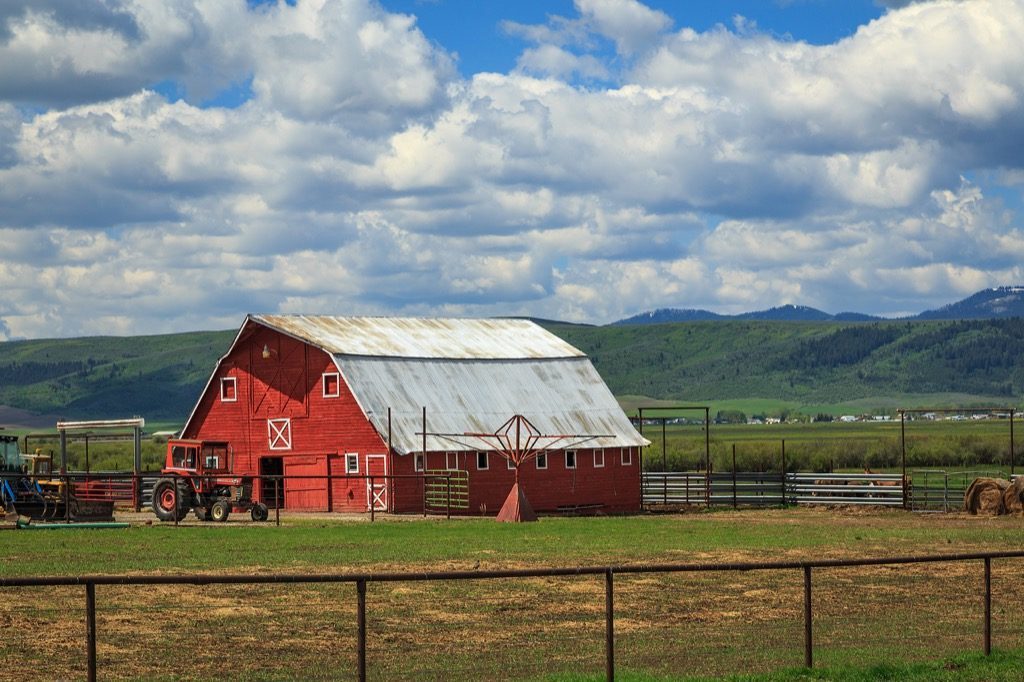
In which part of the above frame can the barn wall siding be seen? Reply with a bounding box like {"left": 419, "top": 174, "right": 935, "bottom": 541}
{"left": 185, "top": 321, "right": 642, "bottom": 514}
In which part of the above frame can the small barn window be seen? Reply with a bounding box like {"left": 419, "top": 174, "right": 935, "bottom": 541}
{"left": 220, "top": 377, "right": 237, "bottom": 402}
{"left": 621, "top": 448, "right": 633, "bottom": 466}
{"left": 506, "top": 457, "right": 515, "bottom": 470}
{"left": 446, "top": 452, "right": 459, "bottom": 470}
{"left": 345, "top": 453, "right": 359, "bottom": 474}
{"left": 322, "top": 372, "right": 340, "bottom": 398}
{"left": 593, "top": 449, "right": 605, "bottom": 468}
{"left": 476, "top": 452, "right": 488, "bottom": 470}
{"left": 267, "top": 418, "right": 291, "bottom": 450}
{"left": 414, "top": 454, "right": 424, "bottom": 472}
{"left": 565, "top": 450, "right": 576, "bottom": 469}
{"left": 536, "top": 453, "right": 548, "bottom": 470}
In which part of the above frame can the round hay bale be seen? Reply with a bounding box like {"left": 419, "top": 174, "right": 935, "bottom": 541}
{"left": 1003, "top": 477, "right": 1024, "bottom": 514}
{"left": 964, "top": 477, "right": 1010, "bottom": 515}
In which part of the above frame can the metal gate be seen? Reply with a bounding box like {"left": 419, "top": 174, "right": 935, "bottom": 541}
{"left": 909, "top": 469, "right": 1008, "bottom": 512}
{"left": 424, "top": 469, "right": 469, "bottom": 512}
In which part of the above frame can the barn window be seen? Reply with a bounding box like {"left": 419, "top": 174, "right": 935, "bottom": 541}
{"left": 506, "top": 457, "right": 515, "bottom": 470}
{"left": 565, "top": 450, "right": 576, "bottom": 469}
{"left": 593, "top": 449, "right": 605, "bottom": 468}
{"left": 322, "top": 372, "right": 340, "bottom": 398}
{"left": 220, "top": 377, "right": 237, "bottom": 402}
{"left": 476, "top": 452, "right": 488, "bottom": 470}
{"left": 621, "top": 448, "right": 633, "bottom": 466}
{"left": 345, "top": 453, "right": 359, "bottom": 474}
{"left": 445, "top": 452, "right": 459, "bottom": 470}
{"left": 267, "top": 418, "right": 291, "bottom": 450}
{"left": 536, "top": 453, "right": 548, "bottom": 470}
{"left": 414, "top": 454, "right": 424, "bottom": 472}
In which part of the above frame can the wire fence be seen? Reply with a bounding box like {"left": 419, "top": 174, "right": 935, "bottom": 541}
{"left": 3, "top": 551, "right": 1023, "bottom": 682}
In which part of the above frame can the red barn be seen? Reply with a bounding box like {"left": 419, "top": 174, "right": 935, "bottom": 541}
{"left": 181, "top": 315, "right": 648, "bottom": 515}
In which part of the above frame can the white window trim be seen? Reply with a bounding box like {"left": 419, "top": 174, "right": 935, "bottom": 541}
{"left": 322, "top": 372, "right": 341, "bottom": 398}
{"left": 476, "top": 451, "right": 489, "bottom": 470}
{"left": 621, "top": 448, "right": 633, "bottom": 466}
{"left": 446, "top": 452, "right": 459, "bottom": 470}
{"left": 414, "top": 453, "right": 424, "bottom": 472}
{"left": 565, "top": 450, "right": 576, "bottom": 470}
{"left": 506, "top": 457, "right": 515, "bottom": 470}
{"left": 268, "top": 418, "right": 292, "bottom": 451}
{"left": 594, "top": 448, "right": 605, "bottom": 468}
{"left": 345, "top": 452, "right": 359, "bottom": 474}
{"left": 220, "top": 376, "right": 237, "bottom": 403}
{"left": 536, "top": 453, "right": 548, "bottom": 470}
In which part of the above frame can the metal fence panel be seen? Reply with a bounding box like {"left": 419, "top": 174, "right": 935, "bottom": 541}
{"left": 642, "top": 471, "right": 906, "bottom": 508}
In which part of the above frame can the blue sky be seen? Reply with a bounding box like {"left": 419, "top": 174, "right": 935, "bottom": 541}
{"left": 0, "top": 0, "right": 1022, "bottom": 339}
{"left": 381, "top": 0, "right": 888, "bottom": 76}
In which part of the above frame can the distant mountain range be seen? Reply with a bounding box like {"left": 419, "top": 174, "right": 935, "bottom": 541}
{"left": 613, "top": 286, "right": 1024, "bottom": 326}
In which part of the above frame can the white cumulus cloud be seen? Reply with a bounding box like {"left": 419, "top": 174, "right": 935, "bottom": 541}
{"left": 0, "top": 0, "right": 1023, "bottom": 339}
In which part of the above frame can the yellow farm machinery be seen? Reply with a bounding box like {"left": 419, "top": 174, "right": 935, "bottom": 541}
{"left": 1, "top": 434, "right": 115, "bottom": 522}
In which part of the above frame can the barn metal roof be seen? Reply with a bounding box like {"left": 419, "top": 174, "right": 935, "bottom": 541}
{"left": 183, "top": 314, "right": 647, "bottom": 452}
{"left": 252, "top": 314, "right": 585, "bottom": 359}
{"left": 333, "top": 355, "right": 649, "bottom": 453}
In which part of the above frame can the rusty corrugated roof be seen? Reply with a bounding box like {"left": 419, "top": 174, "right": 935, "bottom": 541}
{"left": 252, "top": 314, "right": 585, "bottom": 359}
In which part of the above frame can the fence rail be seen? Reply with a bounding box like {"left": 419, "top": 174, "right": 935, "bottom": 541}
{"left": 3, "top": 550, "right": 1022, "bottom": 682}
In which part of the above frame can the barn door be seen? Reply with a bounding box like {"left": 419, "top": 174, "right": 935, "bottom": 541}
{"left": 364, "top": 454, "right": 387, "bottom": 511}
{"left": 285, "top": 456, "right": 328, "bottom": 511}
{"left": 250, "top": 338, "right": 308, "bottom": 418}
{"left": 259, "top": 457, "right": 284, "bottom": 508}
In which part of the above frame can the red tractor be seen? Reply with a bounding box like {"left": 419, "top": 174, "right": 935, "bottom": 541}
{"left": 152, "top": 439, "right": 269, "bottom": 523}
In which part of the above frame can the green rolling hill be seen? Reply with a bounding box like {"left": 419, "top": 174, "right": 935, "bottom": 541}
{"left": 0, "top": 330, "right": 234, "bottom": 423}
{"left": 548, "top": 318, "right": 1024, "bottom": 411}
{"left": 1, "top": 319, "right": 1023, "bottom": 425}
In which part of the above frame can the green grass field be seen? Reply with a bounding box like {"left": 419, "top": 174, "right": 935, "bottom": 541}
{"left": 632, "top": 418, "right": 1020, "bottom": 473}
{"left": 3, "top": 508, "right": 1024, "bottom": 680}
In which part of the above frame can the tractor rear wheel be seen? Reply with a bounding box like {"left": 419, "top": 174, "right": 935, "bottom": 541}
{"left": 211, "top": 499, "right": 231, "bottom": 522}
{"left": 152, "top": 478, "right": 188, "bottom": 522}
{"left": 250, "top": 502, "right": 269, "bottom": 522}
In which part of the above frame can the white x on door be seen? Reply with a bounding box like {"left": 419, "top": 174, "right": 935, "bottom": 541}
{"left": 364, "top": 454, "right": 387, "bottom": 511}
{"left": 268, "top": 418, "right": 291, "bottom": 450}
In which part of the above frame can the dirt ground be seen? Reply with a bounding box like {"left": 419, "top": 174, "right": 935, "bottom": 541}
{"left": 3, "top": 507, "right": 1024, "bottom": 681}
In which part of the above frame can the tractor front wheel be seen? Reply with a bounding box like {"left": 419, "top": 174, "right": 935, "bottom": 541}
{"left": 250, "top": 502, "right": 269, "bottom": 522}
{"left": 211, "top": 499, "right": 231, "bottom": 523}
{"left": 152, "top": 478, "right": 188, "bottom": 522}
